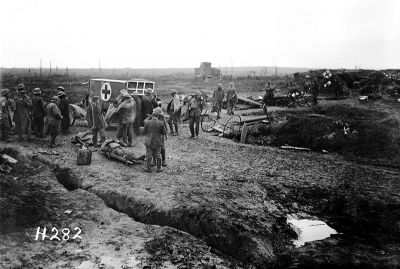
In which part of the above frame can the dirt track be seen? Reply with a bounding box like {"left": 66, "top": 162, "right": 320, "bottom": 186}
{"left": 1, "top": 102, "right": 400, "bottom": 268}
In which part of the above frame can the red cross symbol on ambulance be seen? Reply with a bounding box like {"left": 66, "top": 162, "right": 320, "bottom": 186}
{"left": 101, "top": 82, "right": 112, "bottom": 101}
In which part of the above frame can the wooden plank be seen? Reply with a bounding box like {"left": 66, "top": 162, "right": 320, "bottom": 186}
{"left": 211, "top": 126, "right": 224, "bottom": 133}
{"left": 237, "top": 97, "right": 263, "bottom": 107}
{"left": 240, "top": 123, "right": 249, "bottom": 143}
{"left": 280, "top": 145, "right": 311, "bottom": 151}
{"left": 240, "top": 116, "right": 270, "bottom": 124}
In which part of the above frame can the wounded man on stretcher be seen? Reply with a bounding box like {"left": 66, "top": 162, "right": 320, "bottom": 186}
{"left": 100, "top": 140, "right": 146, "bottom": 165}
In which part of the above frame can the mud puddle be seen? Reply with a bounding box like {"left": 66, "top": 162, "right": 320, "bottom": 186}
{"left": 287, "top": 216, "right": 338, "bottom": 247}
{"left": 76, "top": 256, "right": 140, "bottom": 269}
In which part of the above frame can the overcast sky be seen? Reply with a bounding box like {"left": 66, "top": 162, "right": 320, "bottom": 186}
{"left": 0, "top": 0, "right": 399, "bottom": 69}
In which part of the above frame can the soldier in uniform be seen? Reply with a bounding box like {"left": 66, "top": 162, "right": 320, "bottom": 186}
{"left": 86, "top": 96, "right": 107, "bottom": 147}
{"left": 57, "top": 91, "right": 70, "bottom": 134}
{"left": 141, "top": 89, "right": 156, "bottom": 126}
{"left": 115, "top": 92, "right": 135, "bottom": 146}
{"left": 311, "top": 77, "right": 319, "bottom": 105}
{"left": 226, "top": 82, "right": 238, "bottom": 116}
{"left": 143, "top": 107, "right": 167, "bottom": 172}
{"left": 166, "top": 89, "right": 181, "bottom": 135}
{"left": 14, "top": 84, "right": 32, "bottom": 141}
{"left": 131, "top": 95, "right": 142, "bottom": 135}
{"left": 31, "top": 88, "right": 46, "bottom": 138}
{"left": 0, "top": 89, "right": 14, "bottom": 142}
{"left": 212, "top": 83, "right": 225, "bottom": 119}
{"left": 46, "top": 96, "right": 63, "bottom": 147}
{"left": 187, "top": 90, "right": 204, "bottom": 139}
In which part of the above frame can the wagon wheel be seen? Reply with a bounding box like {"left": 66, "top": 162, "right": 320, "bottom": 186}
{"left": 222, "top": 115, "right": 242, "bottom": 137}
{"left": 304, "top": 95, "right": 313, "bottom": 107}
{"left": 201, "top": 114, "right": 218, "bottom": 132}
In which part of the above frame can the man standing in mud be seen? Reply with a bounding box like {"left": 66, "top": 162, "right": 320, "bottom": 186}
{"left": 0, "top": 89, "right": 14, "bottom": 142}
{"left": 145, "top": 107, "right": 168, "bottom": 167}
{"left": 311, "top": 77, "right": 319, "bottom": 105}
{"left": 131, "top": 94, "right": 141, "bottom": 135}
{"left": 143, "top": 107, "right": 167, "bottom": 173}
{"left": 46, "top": 96, "right": 63, "bottom": 147}
{"left": 31, "top": 88, "right": 46, "bottom": 138}
{"left": 116, "top": 92, "right": 135, "bottom": 146}
{"left": 141, "top": 89, "right": 155, "bottom": 126}
{"left": 303, "top": 75, "right": 311, "bottom": 93}
{"left": 187, "top": 90, "right": 204, "bottom": 139}
{"left": 262, "top": 81, "right": 275, "bottom": 106}
{"left": 212, "top": 83, "right": 225, "bottom": 119}
{"left": 226, "top": 82, "right": 238, "bottom": 116}
{"left": 14, "top": 84, "right": 32, "bottom": 142}
{"left": 166, "top": 89, "right": 181, "bottom": 135}
{"left": 86, "top": 96, "right": 106, "bottom": 147}
{"left": 57, "top": 91, "right": 70, "bottom": 134}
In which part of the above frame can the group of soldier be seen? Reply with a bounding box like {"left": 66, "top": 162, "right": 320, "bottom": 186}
{"left": 85, "top": 83, "right": 238, "bottom": 173}
{"left": 0, "top": 81, "right": 238, "bottom": 172}
{"left": 0, "top": 83, "right": 71, "bottom": 147}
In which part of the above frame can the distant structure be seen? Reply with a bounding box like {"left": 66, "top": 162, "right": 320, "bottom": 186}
{"left": 194, "top": 62, "right": 220, "bottom": 78}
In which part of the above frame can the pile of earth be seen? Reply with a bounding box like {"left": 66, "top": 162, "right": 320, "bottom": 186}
{"left": 248, "top": 104, "right": 400, "bottom": 167}
{"left": 0, "top": 148, "right": 52, "bottom": 233}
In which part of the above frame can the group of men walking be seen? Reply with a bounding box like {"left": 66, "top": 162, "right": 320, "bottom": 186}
{"left": 0, "top": 83, "right": 70, "bottom": 146}
{"left": 212, "top": 82, "right": 238, "bottom": 118}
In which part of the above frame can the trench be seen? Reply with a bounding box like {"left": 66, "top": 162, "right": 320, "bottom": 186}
{"left": 52, "top": 165, "right": 400, "bottom": 268}
{"left": 52, "top": 166, "right": 294, "bottom": 267}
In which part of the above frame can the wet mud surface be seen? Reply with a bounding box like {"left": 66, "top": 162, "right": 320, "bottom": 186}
{"left": 1, "top": 103, "right": 400, "bottom": 268}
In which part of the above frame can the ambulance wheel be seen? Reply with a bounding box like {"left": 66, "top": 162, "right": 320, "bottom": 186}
{"left": 69, "top": 110, "right": 76, "bottom": 126}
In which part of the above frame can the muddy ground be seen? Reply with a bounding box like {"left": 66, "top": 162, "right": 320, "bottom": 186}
{"left": 1, "top": 95, "right": 400, "bottom": 268}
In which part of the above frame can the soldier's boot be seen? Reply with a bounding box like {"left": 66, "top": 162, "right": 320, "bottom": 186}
{"left": 92, "top": 137, "right": 98, "bottom": 147}
{"left": 145, "top": 157, "right": 152, "bottom": 173}
{"left": 174, "top": 124, "right": 179, "bottom": 135}
{"left": 161, "top": 148, "right": 167, "bottom": 166}
{"left": 189, "top": 124, "right": 195, "bottom": 138}
{"left": 156, "top": 158, "right": 162, "bottom": 172}
{"left": 127, "top": 137, "right": 133, "bottom": 147}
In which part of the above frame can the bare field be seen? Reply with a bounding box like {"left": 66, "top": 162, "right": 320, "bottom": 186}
{"left": 1, "top": 73, "right": 400, "bottom": 268}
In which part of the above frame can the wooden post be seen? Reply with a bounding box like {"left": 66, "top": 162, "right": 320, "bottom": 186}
{"left": 240, "top": 123, "right": 249, "bottom": 144}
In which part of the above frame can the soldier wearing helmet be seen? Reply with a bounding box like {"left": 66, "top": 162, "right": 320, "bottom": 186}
{"left": 143, "top": 106, "right": 167, "bottom": 172}
{"left": 57, "top": 90, "right": 70, "bottom": 134}
{"left": 212, "top": 83, "right": 225, "bottom": 119}
{"left": 31, "top": 88, "right": 46, "bottom": 138}
{"left": 0, "top": 89, "right": 14, "bottom": 142}
{"left": 14, "top": 84, "right": 32, "bottom": 141}
{"left": 46, "top": 96, "right": 63, "bottom": 147}
{"left": 86, "top": 95, "right": 107, "bottom": 147}
{"left": 226, "top": 82, "right": 238, "bottom": 116}
{"left": 166, "top": 89, "right": 181, "bottom": 135}
{"left": 187, "top": 90, "right": 204, "bottom": 139}
{"left": 115, "top": 91, "right": 135, "bottom": 147}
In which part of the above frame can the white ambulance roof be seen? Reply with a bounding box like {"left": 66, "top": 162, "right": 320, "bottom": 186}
{"left": 90, "top": 78, "right": 127, "bottom": 83}
{"left": 90, "top": 78, "right": 155, "bottom": 84}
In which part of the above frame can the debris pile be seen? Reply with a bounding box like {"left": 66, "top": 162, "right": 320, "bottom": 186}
{"left": 0, "top": 154, "right": 18, "bottom": 173}
{"left": 237, "top": 105, "right": 400, "bottom": 165}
